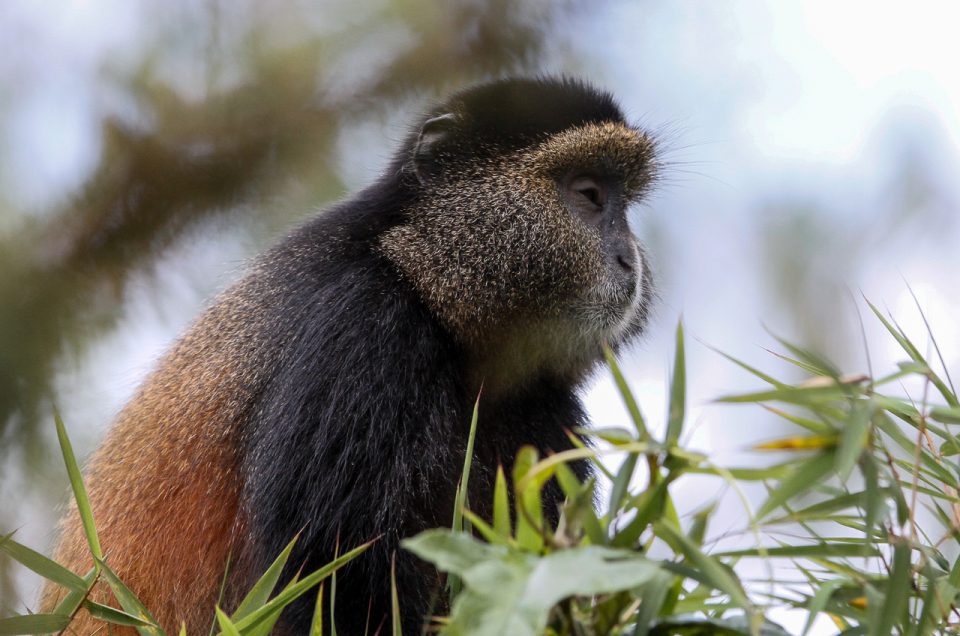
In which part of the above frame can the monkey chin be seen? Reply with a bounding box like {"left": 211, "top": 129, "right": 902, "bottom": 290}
{"left": 468, "top": 264, "right": 650, "bottom": 399}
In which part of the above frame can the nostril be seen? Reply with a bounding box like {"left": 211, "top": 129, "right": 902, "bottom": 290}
{"left": 617, "top": 253, "right": 633, "bottom": 272}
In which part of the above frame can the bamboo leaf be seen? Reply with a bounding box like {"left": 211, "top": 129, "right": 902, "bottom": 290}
{"left": 492, "top": 465, "right": 511, "bottom": 540}
{"left": 54, "top": 412, "right": 102, "bottom": 561}
{"left": 0, "top": 532, "right": 86, "bottom": 592}
{"left": 603, "top": 344, "right": 649, "bottom": 440}
{"left": 607, "top": 453, "right": 638, "bottom": 520}
{"left": 801, "top": 578, "right": 845, "bottom": 636}
{"left": 83, "top": 601, "right": 155, "bottom": 628}
{"left": 655, "top": 522, "right": 752, "bottom": 612}
{"left": 215, "top": 607, "right": 241, "bottom": 636}
{"left": 452, "top": 393, "right": 481, "bottom": 534}
{"left": 835, "top": 399, "right": 874, "bottom": 482}
{"left": 95, "top": 558, "right": 163, "bottom": 636}
{"left": 229, "top": 540, "right": 372, "bottom": 634}
{"left": 717, "top": 386, "right": 849, "bottom": 405}
{"left": 512, "top": 446, "right": 544, "bottom": 553}
{"left": 306, "top": 582, "right": 324, "bottom": 636}
{"left": 665, "top": 321, "right": 686, "bottom": 446}
{"left": 871, "top": 539, "right": 912, "bottom": 636}
{"left": 0, "top": 614, "right": 71, "bottom": 635}
{"left": 716, "top": 544, "right": 880, "bottom": 558}
{"left": 865, "top": 299, "right": 958, "bottom": 407}
{"left": 756, "top": 450, "right": 836, "bottom": 520}
{"left": 51, "top": 566, "right": 98, "bottom": 616}
{"left": 232, "top": 533, "right": 299, "bottom": 622}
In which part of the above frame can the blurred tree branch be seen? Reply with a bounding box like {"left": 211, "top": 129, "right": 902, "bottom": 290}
{"left": 0, "top": 0, "right": 593, "bottom": 605}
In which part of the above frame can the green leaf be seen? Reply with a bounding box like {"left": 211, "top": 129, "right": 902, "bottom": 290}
{"left": 940, "top": 440, "right": 960, "bottom": 456}
{"left": 229, "top": 540, "right": 372, "bottom": 634}
{"left": 770, "top": 334, "right": 841, "bottom": 378}
{"left": 0, "top": 613, "right": 72, "bottom": 635}
{"left": 404, "top": 530, "right": 500, "bottom": 575}
{"left": 603, "top": 344, "right": 649, "bottom": 440}
{"left": 666, "top": 321, "right": 686, "bottom": 446}
{"left": 54, "top": 412, "right": 102, "bottom": 561}
{"left": 631, "top": 570, "right": 674, "bottom": 636}
{"left": 610, "top": 472, "right": 675, "bottom": 548}
{"left": 871, "top": 539, "right": 912, "bottom": 636}
{"left": 760, "top": 405, "right": 833, "bottom": 434}
{"left": 83, "top": 600, "right": 156, "bottom": 628}
{"left": 800, "top": 578, "right": 845, "bottom": 636}
{"left": 764, "top": 490, "right": 883, "bottom": 525}
{"left": 716, "top": 385, "right": 850, "bottom": 405}
{"left": 232, "top": 533, "right": 299, "bottom": 621}
{"left": 51, "top": 566, "right": 98, "bottom": 616}
{"left": 215, "top": 607, "right": 241, "bottom": 636}
{"left": 591, "top": 426, "right": 637, "bottom": 445}
{"left": 703, "top": 345, "right": 783, "bottom": 387}
{"left": 930, "top": 405, "right": 960, "bottom": 424}
{"left": 687, "top": 503, "right": 714, "bottom": 547}
{"left": 462, "top": 510, "right": 509, "bottom": 546}
{"left": 875, "top": 412, "right": 957, "bottom": 487}
{"left": 309, "top": 583, "right": 324, "bottom": 636}
{"left": 492, "top": 465, "right": 511, "bottom": 540}
{"left": 756, "top": 449, "right": 836, "bottom": 520}
{"left": 861, "top": 453, "right": 882, "bottom": 543}
{"left": 689, "top": 462, "right": 794, "bottom": 481}
{"left": 654, "top": 522, "right": 752, "bottom": 612}
{"left": 0, "top": 532, "right": 86, "bottom": 592}
{"left": 329, "top": 539, "right": 339, "bottom": 636}
{"left": 607, "top": 453, "right": 638, "bottom": 520}
{"left": 555, "top": 464, "right": 605, "bottom": 545}
{"left": 209, "top": 551, "right": 233, "bottom": 636}
{"left": 835, "top": 399, "right": 874, "bottom": 482}
{"left": 512, "top": 446, "right": 544, "bottom": 552}
{"left": 452, "top": 394, "right": 481, "bottom": 534}
{"left": 648, "top": 614, "right": 791, "bottom": 635}
{"left": 912, "top": 572, "right": 951, "bottom": 636}
{"left": 95, "top": 558, "right": 163, "bottom": 636}
{"left": 715, "top": 543, "right": 880, "bottom": 558}
{"left": 406, "top": 530, "right": 659, "bottom": 636}
{"left": 865, "top": 299, "right": 959, "bottom": 407}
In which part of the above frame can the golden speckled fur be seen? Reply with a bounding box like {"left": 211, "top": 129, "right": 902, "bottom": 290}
{"left": 380, "top": 121, "right": 655, "bottom": 392}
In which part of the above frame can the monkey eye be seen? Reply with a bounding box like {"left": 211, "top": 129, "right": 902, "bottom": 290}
{"left": 568, "top": 176, "right": 607, "bottom": 209}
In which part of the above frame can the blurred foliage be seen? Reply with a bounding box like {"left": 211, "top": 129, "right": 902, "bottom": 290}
{"left": 0, "top": 0, "right": 590, "bottom": 606}
{"left": 0, "top": 0, "right": 585, "bottom": 443}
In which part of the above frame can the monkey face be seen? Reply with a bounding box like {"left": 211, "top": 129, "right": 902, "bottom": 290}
{"left": 522, "top": 121, "right": 657, "bottom": 350}
{"left": 379, "top": 79, "right": 657, "bottom": 389}
{"left": 559, "top": 171, "right": 650, "bottom": 346}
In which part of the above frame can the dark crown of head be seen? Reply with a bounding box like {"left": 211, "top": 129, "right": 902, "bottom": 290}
{"left": 424, "top": 77, "right": 628, "bottom": 158}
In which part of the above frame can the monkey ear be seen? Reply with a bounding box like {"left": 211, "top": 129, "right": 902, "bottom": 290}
{"left": 412, "top": 113, "right": 458, "bottom": 185}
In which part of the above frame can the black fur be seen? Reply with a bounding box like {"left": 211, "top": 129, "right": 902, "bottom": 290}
{"left": 395, "top": 76, "right": 627, "bottom": 172}
{"left": 229, "top": 77, "right": 634, "bottom": 633}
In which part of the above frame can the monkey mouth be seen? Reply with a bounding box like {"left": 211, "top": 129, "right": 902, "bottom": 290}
{"left": 576, "top": 252, "right": 649, "bottom": 344}
{"left": 573, "top": 282, "right": 639, "bottom": 339}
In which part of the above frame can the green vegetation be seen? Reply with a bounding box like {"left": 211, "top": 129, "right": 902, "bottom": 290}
{"left": 3, "top": 304, "right": 959, "bottom": 635}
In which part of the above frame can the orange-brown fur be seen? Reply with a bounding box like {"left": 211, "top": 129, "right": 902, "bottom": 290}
{"left": 41, "top": 282, "right": 267, "bottom": 634}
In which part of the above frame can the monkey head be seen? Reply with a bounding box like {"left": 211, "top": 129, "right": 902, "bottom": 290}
{"left": 380, "top": 77, "right": 657, "bottom": 390}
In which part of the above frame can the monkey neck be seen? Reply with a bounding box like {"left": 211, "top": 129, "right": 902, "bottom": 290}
{"left": 464, "top": 318, "right": 603, "bottom": 398}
